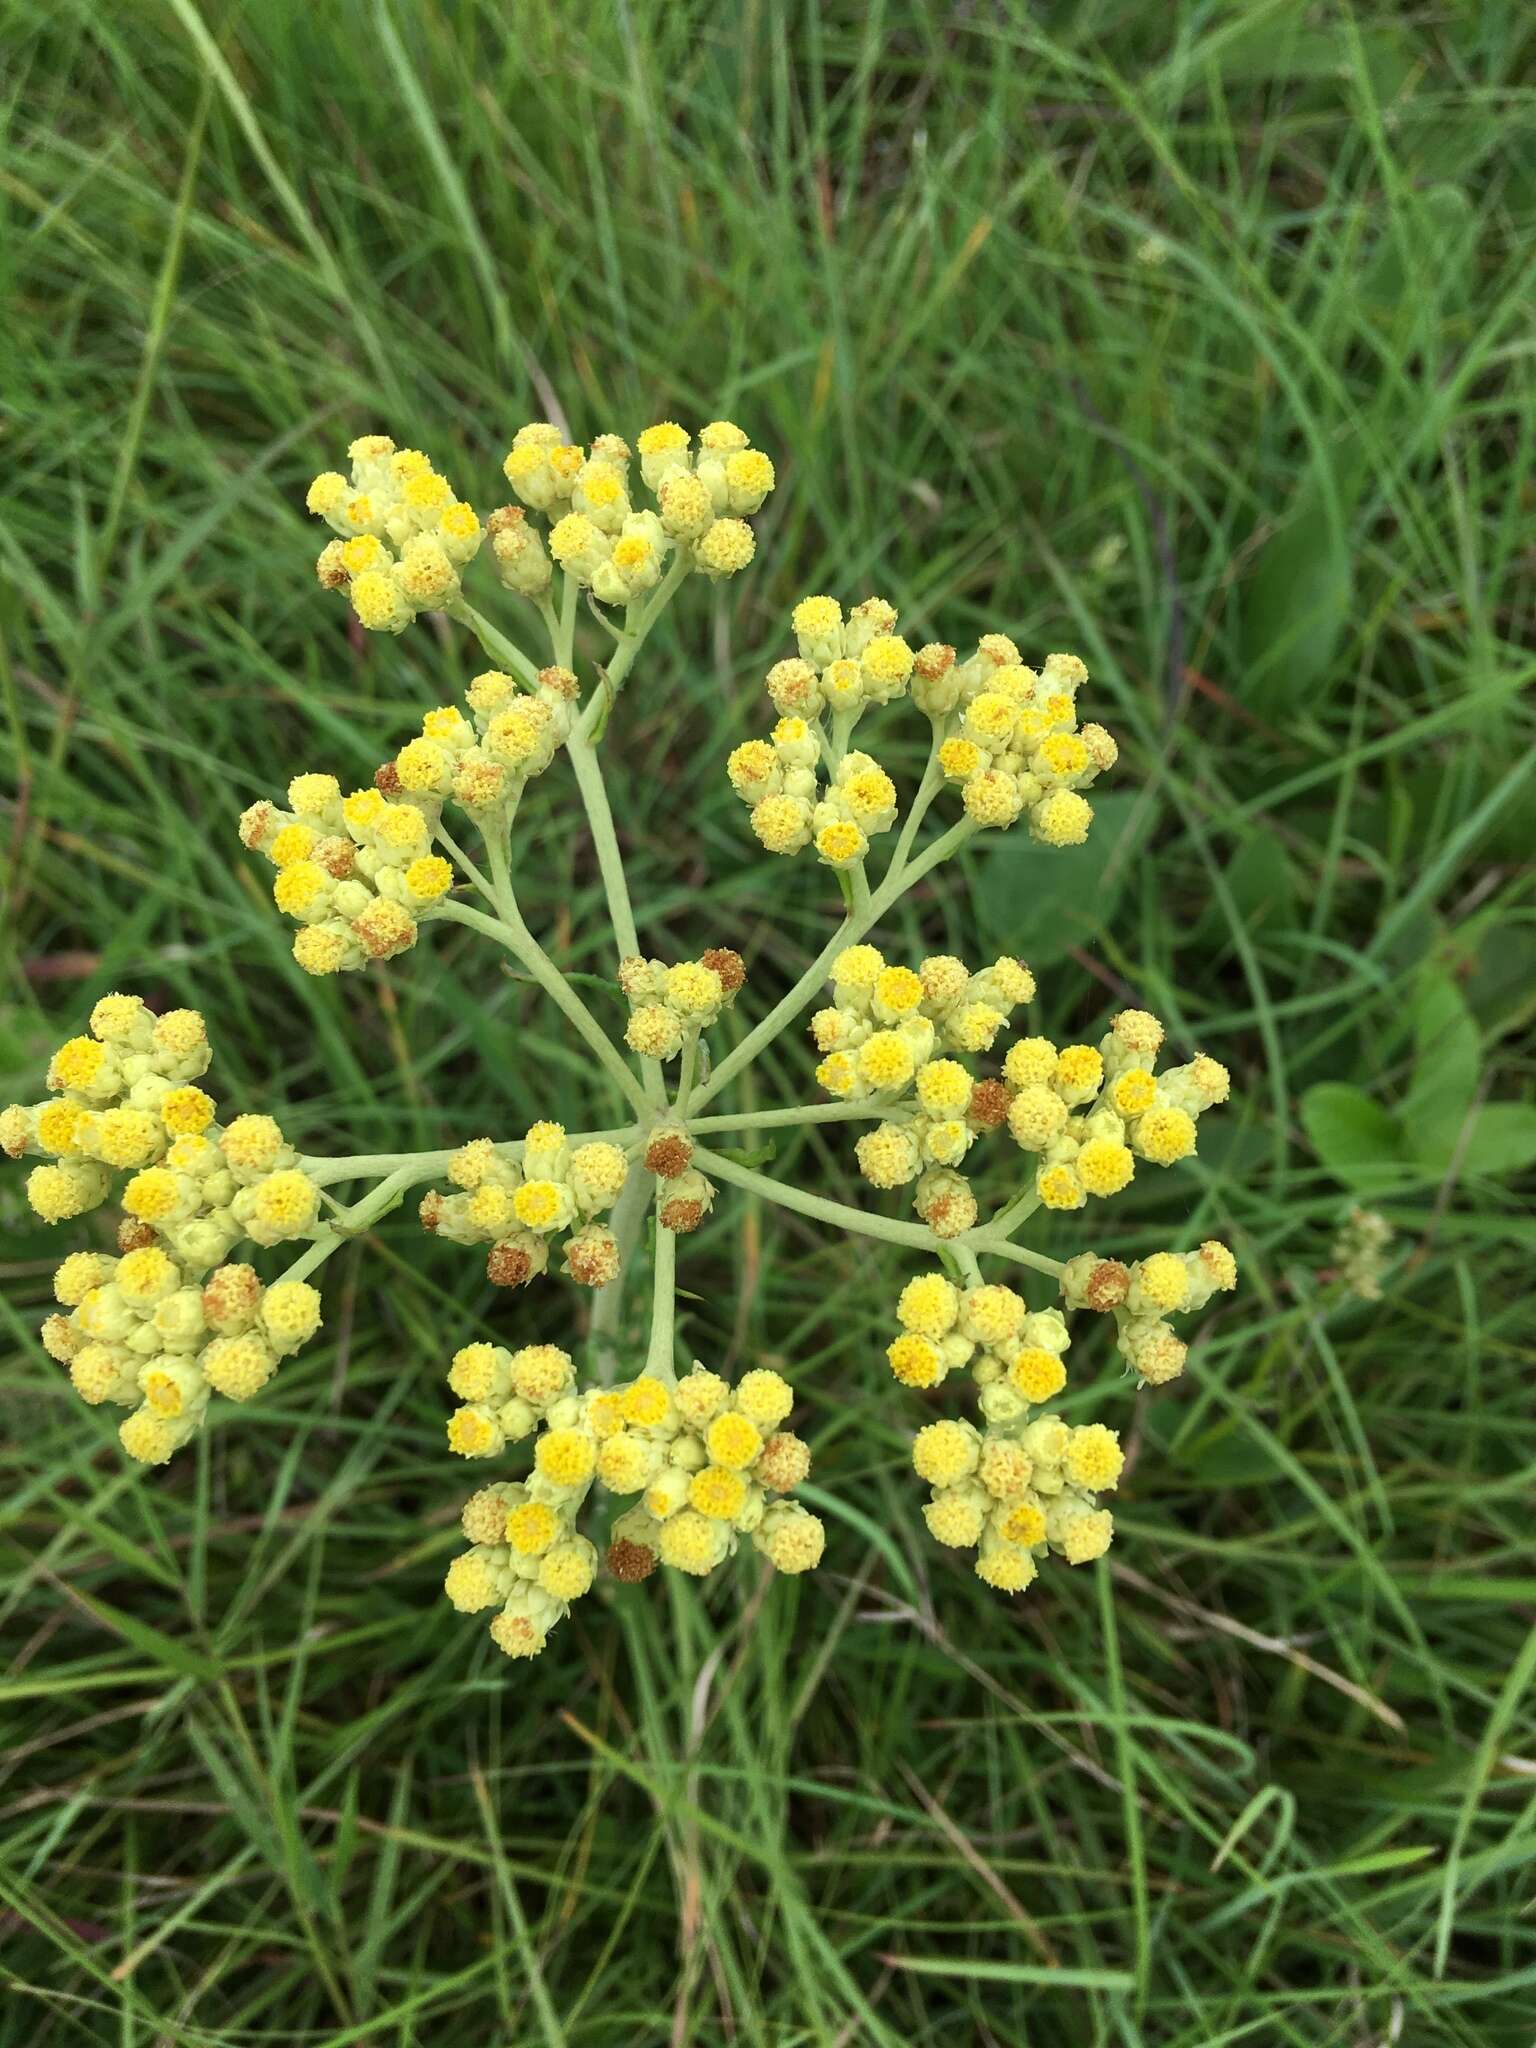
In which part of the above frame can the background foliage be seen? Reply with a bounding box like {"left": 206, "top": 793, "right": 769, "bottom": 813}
{"left": 3, "top": 2, "right": 1534, "bottom": 2040}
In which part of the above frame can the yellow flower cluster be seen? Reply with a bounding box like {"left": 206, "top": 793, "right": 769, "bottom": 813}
{"left": 307, "top": 434, "right": 483, "bottom": 634}
{"left": 1061, "top": 1238, "right": 1238, "bottom": 1386}
{"left": 239, "top": 772, "right": 459, "bottom": 976}
{"left": 3, "top": 998, "right": 325, "bottom": 1463}
{"left": 498, "top": 418, "right": 774, "bottom": 607}
{"left": 728, "top": 596, "right": 919, "bottom": 864}
{"left": 935, "top": 646, "right": 1116, "bottom": 840}
{"left": 619, "top": 947, "right": 746, "bottom": 1063}
{"left": 389, "top": 668, "right": 576, "bottom": 817}
{"left": 726, "top": 598, "right": 1115, "bottom": 863}
{"left": 442, "top": 1357, "right": 820, "bottom": 1657}
{"left": 886, "top": 1273, "right": 1070, "bottom": 1400}
{"left": 810, "top": 946, "right": 1032, "bottom": 1229}
{"left": 422, "top": 1125, "right": 630, "bottom": 1291}
{"left": 1005, "top": 1008, "right": 1230, "bottom": 1211}
{"left": 913, "top": 1413, "right": 1122, "bottom": 1590}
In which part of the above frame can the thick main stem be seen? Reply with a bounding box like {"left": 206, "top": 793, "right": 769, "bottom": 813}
{"left": 644, "top": 1215, "right": 678, "bottom": 1384}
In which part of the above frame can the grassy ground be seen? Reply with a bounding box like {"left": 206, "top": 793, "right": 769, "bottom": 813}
{"left": 3, "top": 2, "right": 1535, "bottom": 2040}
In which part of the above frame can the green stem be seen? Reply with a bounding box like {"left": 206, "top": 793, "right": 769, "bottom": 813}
{"left": 556, "top": 569, "right": 579, "bottom": 667}
{"left": 644, "top": 1212, "right": 678, "bottom": 1384}
{"left": 692, "top": 1145, "right": 945, "bottom": 1253}
{"left": 888, "top": 725, "right": 947, "bottom": 875}
{"left": 683, "top": 1101, "right": 881, "bottom": 1138}
{"left": 672, "top": 1028, "right": 701, "bottom": 1119}
{"left": 436, "top": 897, "right": 650, "bottom": 1116}
{"left": 692, "top": 816, "right": 978, "bottom": 1112}
{"left": 451, "top": 601, "right": 542, "bottom": 688}
{"left": 987, "top": 1189, "right": 1042, "bottom": 1241}
{"left": 965, "top": 1233, "right": 1066, "bottom": 1281}
{"left": 276, "top": 1164, "right": 422, "bottom": 1284}
{"left": 433, "top": 821, "right": 497, "bottom": 905}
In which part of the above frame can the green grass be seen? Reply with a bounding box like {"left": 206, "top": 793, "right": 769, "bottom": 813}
{"left": 3, "top": 1, "right": 1535, "bottom": 2039}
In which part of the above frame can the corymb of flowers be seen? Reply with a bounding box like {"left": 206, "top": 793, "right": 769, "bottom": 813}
{"left": 5, "top": 415, "right": 1237, "bottom": 1662}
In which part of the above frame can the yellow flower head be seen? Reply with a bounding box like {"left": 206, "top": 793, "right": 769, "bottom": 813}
{"left": 1065, "top": 1424, "right": 1125, "bottom": 1493}
{"left": 897, "top": 1272, "right": 960, "bottom": 1339}
{"left": 912, "top": 1419, "right": 977, "bottom": 1487}
{"left": 1136, "top": 1251, "right": 1190, "bottom": 1312}
{"left": 535, "top": 1426, "right": 597, "bottom": 1489}
{"left": 704, "top": 1410, "right": 761, "bottom": 1471}
{"left": 1134, "top": 1105, "right": 1198, "bottom": 1166}
{"left": 734, "top": 1368, "right": 794, "bottom": 1431}
{"left": 1008, "top": 1347, "right": 1067, "bottom": 1403}
{"left": 506, "top": 1501, "right": 559, "bottom": 1557}
{"left": 1077, "top": 1139, "right": 1135, "bottom": 1198}
{"left": 857, "top": 1032, "right": 916, "bottom": 1092}
{"left": 160, "top": 1086, "right": 216, "bottom": 1137}
{"left": 690, "top": 1466, "right": 748, "bottom": 1521}
{"left": 1110, "top": 1068, "right": 1157, "bottom": 1117}
{"left": 886, "top": 1333, "right": 943, "bottom": 1388}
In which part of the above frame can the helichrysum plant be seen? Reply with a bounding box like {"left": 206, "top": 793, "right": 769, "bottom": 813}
{"left": 5, "top": 415, "right": 1238, "bottom": 1662}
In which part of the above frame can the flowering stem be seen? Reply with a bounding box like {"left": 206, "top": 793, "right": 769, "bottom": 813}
{"left": 302, "top": 1128, "right": 639, "bottom": 1188}
{"left": 888, "top": 728, "right": 947, "bottom": 875}
{"left": 433, "top": 821, "right": 498, "bottom": 906}
{"left": 965, "top": 1233, "right": 1065, "bottom": 1281}
{"left": 672, "top": 1028, "right": 702, "bottom": 1119}
{"left": 436, "top": 897, "right": 650, "bottom": 1117}
{"left": 692, "top": 1145, "right": 944, "bottom": 1252}
{"left": 684, "top": 1101, "right": 881, "bottom": 1138}
{"left": 644, "top": 1211, "right": 678, "bottom": 1384}
{"left": 692, "top": 816, "right": 978, "bottom": 1112}
{"left": 986, "top": 1188, "right": 1042, "bottom": 1241}
{"left": 451, "top": 601, "right": 542, "bottom": 688}
{"left": 277, "top": 1163, "right": 423, "bottom": 1284}
{"left": 556, "top": 569, "right": 579, "bottom": 667}
{"left": 590, "top": 549, "right": 692, "bottom": 719}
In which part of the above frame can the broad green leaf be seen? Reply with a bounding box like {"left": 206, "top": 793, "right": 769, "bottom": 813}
{"left": 973, "top": 793, "right": 1147, "bottom": 965}
{"left": 1403, "top": 971, "right": 1480, "bottom": 1164}
{"left": 1301, "top": 1083, "right": 1407, "bottom": 1189}
{"left": 1459, "top": 1104, "right": 1536, "bottom": 1178}
{"left": 1241, "top": 475, "right": 1353, "bottom": 713}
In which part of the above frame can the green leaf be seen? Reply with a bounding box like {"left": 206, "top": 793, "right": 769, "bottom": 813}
{"left": 1403, "top": 971, "right": 1480, "bottom": 1165}
{"left": 1241, "top": 475, "right": 1354, "bottom": 713}
{"left": 973, "top": 793, "right": 1147, "bottom": 965}
{"left": 1301, "top": 1083, "right": 1407, "bottom": 1189}
{"left": 1458, "top": 1104, "right": 1536, "bottom": 1178}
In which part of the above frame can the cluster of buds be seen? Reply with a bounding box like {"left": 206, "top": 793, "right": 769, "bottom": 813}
{"left": 495, "top": 418, "right": 774, "bottom": 606}
{"left": 885, "top": 1274, "right": 1069, "bottom": 1399}
{"left": 728, "top": 598, "right": 1117, "bottom": 867}
{"left": 810, "top": 947, "right": 1033, "bottom": 1230}
{"left": 442, "top": 1359, "right": 821, "bottom": 1658}
{"left": 913, "top": 1413, "right": 1123, "bottom": 1590}
{"left": 933, "top": 645, "right": 1116, "bottom": 841}
{"left": 2, "top": 998, "right": 326, "bottom": 1462}
{"left": 1005, "top": 1008, "right": 1230, "bottom": 1211}
{"left": 390, "top": 668, "right": 577, "bottom": 817}
{"left": 619, "top": 948, "right": 745, "bottom": 1063}
{"left": 307, "top": 436, "right": 483, "bottom": 634}
{"left": 422, "top": 1126, "right": 630, "bottom": 1291}
{"left": 728, "top": 725, "right": 901, "bottom": 869}
{"left": 1061, "top": 1238, "right": 1237, "bottom": 1386}
{"left": 239, "top": 773, "right": 457, "bottom": 977}
{"left": 640, "top": 1124, "right": 714, "bottom": 1236}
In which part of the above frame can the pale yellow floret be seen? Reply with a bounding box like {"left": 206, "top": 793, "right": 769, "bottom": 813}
{"left": 734, "top": 1368, "right": 793, "bottom": 1430}
{"left": 999, "top": 1499, "right": 1047, "bottom": 1547}
{"left": 704, "top": 1411, "right": 761, "bottom": 1471}
{"left": 874, "top": 966, "right": 924, "bottom": 1016}
{"left": 912, "top": 1420, "right": 977, "bottom": 1487}
{"left": 539, "top": 1542, "right": 596, "bottom": 1601}
{"left": 886, "top": 1333, "right": 943, "bottom": 1388}
{"left": 857, "top": 1032, "right": 916, "bottom": 1091}
{"left": 621, "top": 1376, "right": 673, "bottom": 1428}
{"left": 1110, "top": 1068, "right": 1157, "bottom": 1117}
{"left": 897, "top": 1272, "right": 960, "bottom": 1339}
{"left": 1008, "top": 1347, "right": 1068, "bottom": 1402}
{"left": 658, "top": 1511, "right": 724, "bottom": 1576}
{"left": 1134, "top": 1106, "right": 1198, "bottom": 1166}
{"left": 506, "top": 1501, "right": 559, "bottom": 1557}
{"left": 1077, "top": 1139, "right": 1135, "bottom": 1198}
{"left": 915, "top": 1060, "right": 973, "bottom": 1116}
{"left": 535, "top": 1427, "right": 597, "bottom": 1489}
{"left": 689, "top": 1466, "right": 748, "bottom": 1520}
{"left": 160, "top": 1087, "right": 215, "bottom": 1137}
{"left": 1137, "top": 1251, "right": 1190, "bottom": 1312}
{"left": 1003, "top": 1038, "right": 1059, "bottom": 1088}
{"left": 1065, "top": 1424, "right": 1125, "bottom": 1492}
